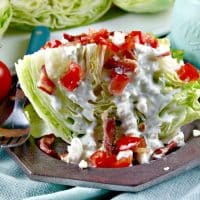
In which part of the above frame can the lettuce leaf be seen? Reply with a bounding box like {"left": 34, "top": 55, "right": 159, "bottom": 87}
{"left": 113, "top": 0, "right": 174, "bottom": 13}
{"left": 10, "top": 0, "right": 112, "bottom": 30}
{"left": 159, "top": 80, "right": 200, "bottom": 139}
{"left": 0, "top": 0, "right": 12, "bottom": 37}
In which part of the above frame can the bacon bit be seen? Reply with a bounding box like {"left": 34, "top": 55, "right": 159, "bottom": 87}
{"left": 42, "top": 40, "right": 62, "bottom": 49}
{"left": 102, "top": 116, "right": 116, "bottom": 154}
{"left": 115, "top": 135, "right": 143, "bottom": 152}
{"left": 138, "top": 122, "right": 145, "bottom": 132}
{"left": 143, "top": 34, "right": 159, "bottom": 48}
{"left": 37, "top": 65, "right": 56, "bottom": 95}
{"left": 152, "top": 141, "right": 177, "bottom": 160}
{"left": 37, "top": 134, "right": 60, "bottom": 159}
{"left": 104, "top": 58, "right": 137, "bottom": 73}
{"left": 156, "top": 51, "right": 171, "bottom": 58}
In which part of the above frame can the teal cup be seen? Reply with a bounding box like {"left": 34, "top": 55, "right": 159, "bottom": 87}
{"left": 169, "top": 0, "right": 200, "bottom": 68}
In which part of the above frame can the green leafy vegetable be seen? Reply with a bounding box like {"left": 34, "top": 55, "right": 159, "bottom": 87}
{"left": 1, "top": 0, "right": 112, "bottom": 34}
{"left": 172, "top": 49, "right": 185, "bottom": 63}
{"left": 0, "top": 0, "right": 12, "bottom": 36}
{"left": 113, "top": 0, "right": 174, "bottom": 13}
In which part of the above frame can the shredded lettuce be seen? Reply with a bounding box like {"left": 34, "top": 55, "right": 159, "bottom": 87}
{"left": 113, "top": 0, "right": 174, "bottom": 13}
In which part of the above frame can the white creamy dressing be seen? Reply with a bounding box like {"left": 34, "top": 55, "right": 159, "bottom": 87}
{"left": 110, "top": 31, "right": 126, "bottom": 46}
{"left": 113, "top": 43, "right": 183, "bottom": 163}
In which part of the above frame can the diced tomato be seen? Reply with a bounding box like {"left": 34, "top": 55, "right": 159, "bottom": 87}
{"left": 177, "top": 63, "right": 199, "bottom": 81}
{"left": 60, "top": 62, "right": 82, "bottom": 92}
{"left": 121, "top": 31, "right": 143, "bottom": 51}
{"left": 103, "top": 117, "right": 116, "bottom": 154}
{"left": 42, "top": 40, "right": 62, "bottom": 49}
{"left": 109, "top": 74, "right": 130, "bottom": 95}
{"left": 115, "top": 135, "right": 142, "bottom": 151}
{"left": 89, "top": 150, "right": 108, "bottom": 167}
{"left": 104, "top": 58, "right": 136, "bottom": 73}
{"left": 89, "top": 150, "right": 132, "bottom": 168}
{"left": 37, "top": 65, "right": 56, "bottom": 95}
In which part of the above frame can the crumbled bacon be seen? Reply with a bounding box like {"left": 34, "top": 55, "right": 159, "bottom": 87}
{"left": 37, "top": 134, "right": 60, "bottom": 159}
{"left": 37, "top": 65, "right": 56, "bottom": 95}
{"left": 152, "top": 141, "right": 177, "bottom": 160}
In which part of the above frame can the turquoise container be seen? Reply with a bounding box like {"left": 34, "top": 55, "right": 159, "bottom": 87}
{"left": 170, "top": 0, "right": 200, "bottom": 68}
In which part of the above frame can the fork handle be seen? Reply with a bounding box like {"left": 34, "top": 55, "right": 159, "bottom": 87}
{"left": 26, "top": 26, "right": 50, "bottom": 55}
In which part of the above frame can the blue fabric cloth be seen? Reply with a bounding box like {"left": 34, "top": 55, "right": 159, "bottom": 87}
{"left": 1, "top": 148, "right": 200, "bottom": 200}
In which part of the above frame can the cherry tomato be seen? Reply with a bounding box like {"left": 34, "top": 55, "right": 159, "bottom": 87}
{"left": 115, "top": 135, "right": 142, "bottom": 151}
{"left": 60, "top": 62, "right": 82, "bottom": 91}
{"left": 177, "top": 63, "right": 199, "bottom": 81}
{"left": 109, "top": 74, "right": 130, "bottom": 95}
{"left": 0, "top": 61, "right": 12, "bottom": 101}
{"left": 37, "top": 65, "right": 56, "bottom": 95}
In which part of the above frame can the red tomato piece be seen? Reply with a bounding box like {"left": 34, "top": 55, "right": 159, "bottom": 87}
{"left": 89, "top": 150, "right": 108, "bottom": 167}
{"left": 103, "top": 117, "right": 116, "bottom": 154}
{"left": 60, "top": 62, "right": 82, "bottom": 91}
{"left": 116, "top": 135, "right": 142, "bottom": 151}
{"left": 177, "top": 63, "right": 199, "bottom": 81}
{"left": 37, "top": 65, "right": 56, "bottom": 95}
{"left": 109, "top": 74, "right": 130, "bottom": 95}
{"left": 89, "top": 150, "right": 132, "bottom": 168}
{"left": 0, "top": 61, "right": 12, "bottom": 101}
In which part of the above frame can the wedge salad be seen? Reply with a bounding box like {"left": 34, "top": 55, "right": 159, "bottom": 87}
{"left": 15, "top": 29, "right": 200, "bottom": 168}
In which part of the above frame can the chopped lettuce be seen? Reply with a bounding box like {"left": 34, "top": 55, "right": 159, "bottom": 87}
{"left": 113, "top": 0, "right": 174, "bottom": 13}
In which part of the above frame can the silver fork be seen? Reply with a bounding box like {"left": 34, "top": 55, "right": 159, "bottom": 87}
{"left": 0, "top": 26, "right": 50, "bottom": 148}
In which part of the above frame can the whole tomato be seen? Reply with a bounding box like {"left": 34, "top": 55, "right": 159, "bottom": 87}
{"left": 0, "top": 61, "right": 12, "bottom": 101}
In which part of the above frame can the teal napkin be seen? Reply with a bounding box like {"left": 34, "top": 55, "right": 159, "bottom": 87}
{"left": 0, "top": 148, "right": 200, "bottom": 200}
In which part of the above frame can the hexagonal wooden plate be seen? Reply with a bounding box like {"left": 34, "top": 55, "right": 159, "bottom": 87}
{"left": 5, "top": 121, "right": 200, "bottom": 192}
